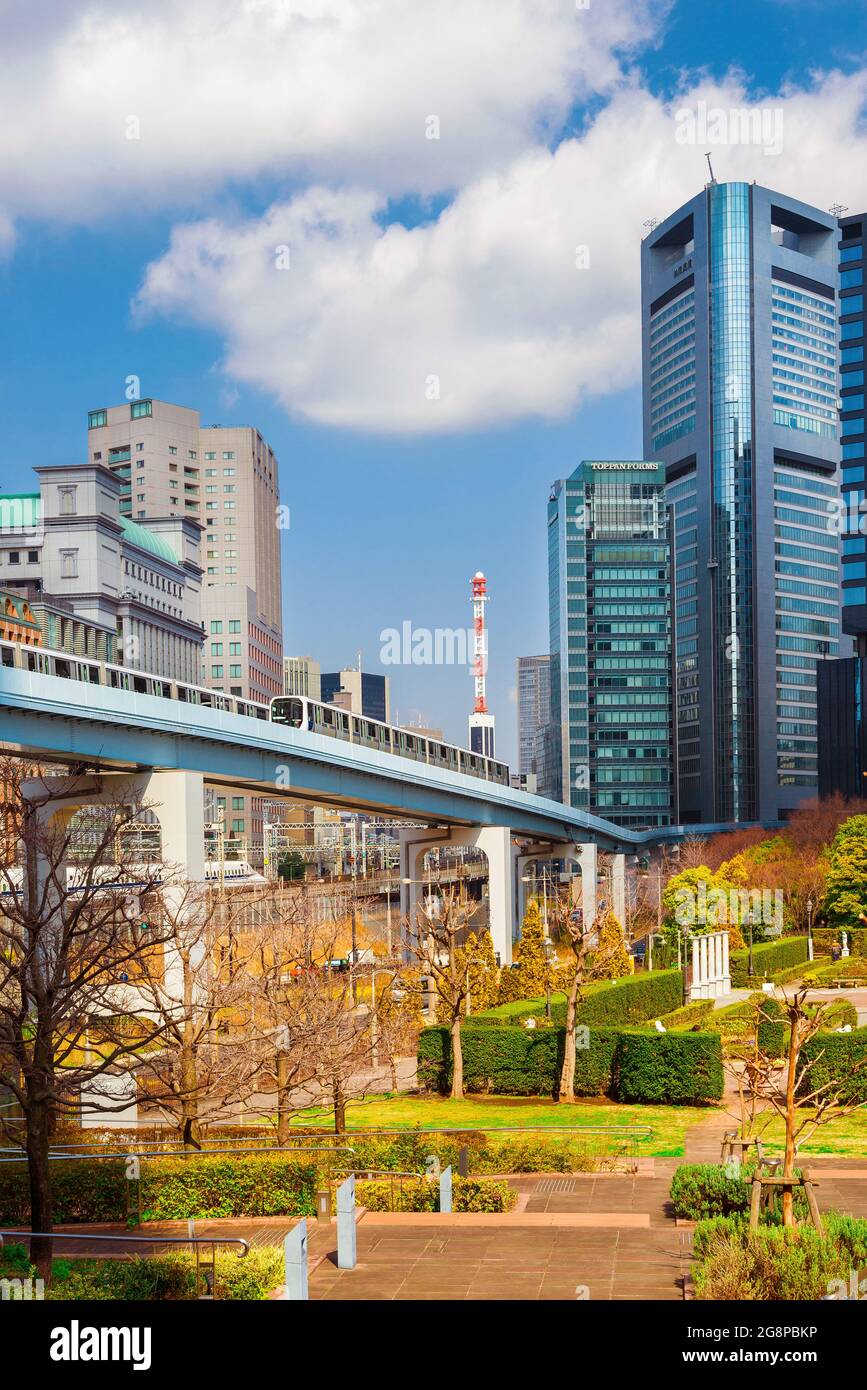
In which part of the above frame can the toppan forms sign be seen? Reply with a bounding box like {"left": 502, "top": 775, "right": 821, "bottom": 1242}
{"left": 587, "top": 462, "right": 660, "bottom": 471}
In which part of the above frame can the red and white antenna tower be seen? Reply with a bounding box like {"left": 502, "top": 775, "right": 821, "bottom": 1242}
{"left": 468, "top": 571, "right": 495, "bottom": 757}
{"left": 471, "top": 570, "right": 489, "bottom": 713}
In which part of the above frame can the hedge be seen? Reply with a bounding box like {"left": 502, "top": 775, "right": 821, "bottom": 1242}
{"left": 355, "top": 1176, "right": 515, "bottom": 1212}
{"left": 470, "top": 970, "right": 683, "bottom": 1030}
{"left": 0, "top": 1245, "right": 283, "bottom": 1300}
{"left": 692, "top": 1216, "right": 867, "bottom": 1301}
{"left": 656, "top": 999, "right": 715, "bottom": 1030}
{"left": 574, "top": 969, "right": 683, "bottom": 1026}
{"left": 813, "top": 957, "right": 867, "bottom": 981}
{"left": 0, "top": 1158, "right": 128, "bottom": 1225}
{"left": 798, "top": 1027, "right": 867, "bottom": 1104}
{"left": 729, "top": 936, "right": 809, "bottom": 987}
{"left": 417, "top": 1021, "right": 723, "bottom": 1103}
{"left": 0, "top": 1155, "right": 321, "bottom": 1225}
{"left": 812, "top": 927, "right": 867, "bottom": 958}
{"left": 670, "top": 1164, "right": 753, "bottom": 1219}
{"left": 615, "top": 1030, "right": 724, "bottom": 1105}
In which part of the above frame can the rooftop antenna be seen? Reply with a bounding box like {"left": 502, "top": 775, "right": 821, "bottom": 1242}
{"left": 830, "top": 203, "right": 849, "bottom": 219}
{"left": 357, "top": 649, "right": 362, "bottom": 672}
{"left": 642, "top": 217, "right": 658, "bottom": 239}
{"left": 704, "top": 152, "right": 717, "bottom": 185}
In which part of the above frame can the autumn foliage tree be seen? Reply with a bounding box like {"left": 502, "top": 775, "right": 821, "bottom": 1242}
{"left": 587, "top": 909, "right": 632, "bottom": 981}
{"left": 496, "top": 899, "right": 551, "bottom": 1003}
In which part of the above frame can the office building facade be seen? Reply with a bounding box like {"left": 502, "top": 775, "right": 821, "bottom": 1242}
{"left": 0, "top": 465, "right": 204, "bottom": 680}
{"left": 548, "top": 460, "right": 674, "bottom": 829}
{"left": 284, "top": 655, "right": 321, "bottom": 701}
{"left": 517, "top": 655, "right": 551, "bottom": 778}
{"left": 87, "top": 399, "right": 283, "bottom": 848}
{"left": 642, "top": 182, "right": 841, "bottom": 823}
{"left": 321, "top": 667, "right": 390, "bottom": 722}
{"left": 818, "top": 212, "right": 867, "bottom": 797}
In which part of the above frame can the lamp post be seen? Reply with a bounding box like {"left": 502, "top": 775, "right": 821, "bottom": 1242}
{"left": 806, "top": 896, "right": 814, "bottom": 961}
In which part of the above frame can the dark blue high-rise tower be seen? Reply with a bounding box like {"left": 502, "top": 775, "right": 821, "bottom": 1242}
{"left": 642, "top": 181, "right": 841, "bottom": 824}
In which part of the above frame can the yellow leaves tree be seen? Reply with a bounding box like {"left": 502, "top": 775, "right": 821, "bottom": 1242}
{"left": 587, "top": 909, "right": 632, "bottom": 981}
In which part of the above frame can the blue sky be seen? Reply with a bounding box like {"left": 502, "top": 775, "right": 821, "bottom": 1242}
{"left": 3, "top": 0, "right": 867, "bottom": 765}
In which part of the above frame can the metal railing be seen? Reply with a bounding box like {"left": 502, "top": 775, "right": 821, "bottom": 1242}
{"left": 328, "top": 1123, "right": 653, "bottom": 1164}
{"left": 332, "top": 1168, "right": 428, "bottom": 1212}
{"left": 0, "top": 1229, "right": 249, "bottom": 1300}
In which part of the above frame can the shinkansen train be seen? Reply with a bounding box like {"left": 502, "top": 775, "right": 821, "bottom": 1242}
{"left": 0, "top": 640, "right": 511, "bottom": 786}
{"left": 270, "top": 696, "right": 510, "bottom": 784}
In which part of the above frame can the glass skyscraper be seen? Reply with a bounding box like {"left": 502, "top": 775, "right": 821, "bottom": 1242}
{"left": 516, "top": 654, "right": 552, "bottom": 784}
{"left": 642, "top": 181, "right": 841, "bottom": 823}
{"left": 547, "top": 460, "right": 674, "bottom": 829}
{"left": 818, "top": 212, "right": 867, "bottom": 798}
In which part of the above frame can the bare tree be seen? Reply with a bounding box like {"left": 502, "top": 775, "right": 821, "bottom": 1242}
{"left": 746, "top": 987, "right": 867, "bottom": 1226}
{"left": 405, "top": 884, "right": 479, "bottom": 1100}
{"left": 125, "top": 881, "right": 270, "bottom": 1149}
{"left": 251, "top": 905, "right": 385, "bottom": 1136}
{"left": 0, "top": 764, "right": 175, "bottom": 1276}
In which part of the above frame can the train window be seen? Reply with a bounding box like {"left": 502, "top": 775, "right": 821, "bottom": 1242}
{"left": 55, "top": 659, "right": 70, "bottom": 679}
{"left": 1, "top": 647, "right": 13, "bottom": 668}
{"left": 322, "top": 708, "right": 334, "bottom": 726}
{"left": 133, "top": 676, "right": 147, "bottom": 694}
{"left": 352, "top": 718, "right": 361, "bottom": 737}
{"left": 88, "top": 666, "right": 100, "bottom": 683}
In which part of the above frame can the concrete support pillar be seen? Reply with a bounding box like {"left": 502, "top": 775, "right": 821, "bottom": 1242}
{"left": 398, "top": 825, "right": 517, "bottom": 964}
{"left": 610, "top": 853, "right": 627, "bottom": 927}
{"left": 575, "top": 842, "right": 598, "bottom": 928}
{"left": 514, "top": 854, "right": 534, "bottom": 931}
{"left": 139, "top": 770, "right": 205, "bottom": 880}
{"left": 691, "top": 934, "right": 700, "bottom": 1000}
{"left": 476, "top": 826, "right": 515, "bottom": 965}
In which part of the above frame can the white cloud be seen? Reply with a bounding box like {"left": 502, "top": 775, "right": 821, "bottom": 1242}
{"left": 0, "top": 0, "right": 659, "bottom": 226}
{"left": 135, "top": 70, "right": 867, "bottom": 433}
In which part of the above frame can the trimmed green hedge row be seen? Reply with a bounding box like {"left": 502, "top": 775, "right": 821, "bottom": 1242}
{"left": 799, "top": 1027, "right": 867, "bottom": 1103}
{"left": 729, "top": 936, "right": 809, "bottom": 987}
{"left": 417, "top": 1022, "right": 723, "bottom": 1104}
{"left": 0, "top": 1155, "right": 321, "bottom": 1225}
{"left": 574, "top": 969, "right": 683, "bottom": 1025}
{"left": 812, "top": 927, "right": 867, "bottom": 958}
{"left": 656, "top": 999, "right": 715, "bottom": 1030}
{"left": 470, "top": 970, "right": 684, "bottom": 1030}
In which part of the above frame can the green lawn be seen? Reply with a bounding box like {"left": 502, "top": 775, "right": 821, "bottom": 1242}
{"left": 758, "top": 1109, "right": 867, "bottom": 1158}
{"left": 288, "top": 1094, "right": 712, "bottom": 1156}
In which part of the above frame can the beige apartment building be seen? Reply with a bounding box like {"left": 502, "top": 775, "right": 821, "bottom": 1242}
{"left": 283, "top": 654, "right": 321, "bottom": 700}
{"left": 87, "top": 398, "right": 284, "bottom": 849}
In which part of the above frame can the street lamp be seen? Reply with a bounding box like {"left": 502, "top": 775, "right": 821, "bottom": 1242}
{"left": 806, "top": 897, "right": 814, "bottom": 960}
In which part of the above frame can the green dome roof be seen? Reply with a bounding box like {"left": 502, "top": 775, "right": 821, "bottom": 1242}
{"left": 119, "top": 516, "right": 179, "bottom": 564}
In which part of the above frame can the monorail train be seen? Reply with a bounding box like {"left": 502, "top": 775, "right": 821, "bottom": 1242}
{"left": 0, "top": 640, "right": 511, "bottom": 786}
{"left": 270, "top": 696, "right": 510, "bottom": 785}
